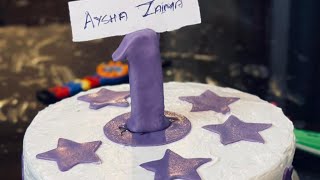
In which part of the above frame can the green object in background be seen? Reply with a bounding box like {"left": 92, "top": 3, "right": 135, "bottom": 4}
{"left": 294, "top": 129, "right": 320, "bottom": 157}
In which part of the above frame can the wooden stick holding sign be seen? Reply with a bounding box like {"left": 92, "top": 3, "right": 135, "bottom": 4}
{"left": 68, "top": 0, "right": 201, "bottom": 42}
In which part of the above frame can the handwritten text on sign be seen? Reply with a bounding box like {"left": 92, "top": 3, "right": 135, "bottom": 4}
{"left": 68, "top": 0, "right": 201, "bottom": 42}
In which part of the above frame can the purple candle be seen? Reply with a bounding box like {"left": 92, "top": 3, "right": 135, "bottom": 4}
{"left": 112, "top": 29, "right": 171, "bottom": 133}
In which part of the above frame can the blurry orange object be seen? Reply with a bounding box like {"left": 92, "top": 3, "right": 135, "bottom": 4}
{"left": 96, "top": 61, "right": 128, "bottom": 78}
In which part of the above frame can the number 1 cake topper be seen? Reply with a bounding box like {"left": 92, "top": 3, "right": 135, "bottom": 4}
{"left": 103, "top": 29, "right": 191, "bottom": 146}
{"left": 68, "top": 0, "right": 201, "bottom": 42}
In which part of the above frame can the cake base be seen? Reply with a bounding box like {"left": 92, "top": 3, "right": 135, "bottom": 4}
{"left": 23, "top": 82, "right": 295, "bottom": 180}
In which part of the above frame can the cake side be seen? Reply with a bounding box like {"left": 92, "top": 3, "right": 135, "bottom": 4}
{"left": 23, "top": 82, "right": 295, "bottom": 180}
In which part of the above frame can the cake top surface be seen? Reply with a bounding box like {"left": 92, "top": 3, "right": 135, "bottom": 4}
{"left": 23, "top": 82, "right": 295, "bottom": 180}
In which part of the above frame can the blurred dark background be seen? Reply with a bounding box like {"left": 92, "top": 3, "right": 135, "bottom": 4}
{"left": 0, "top": 0, "right": 319, "bottom": 179}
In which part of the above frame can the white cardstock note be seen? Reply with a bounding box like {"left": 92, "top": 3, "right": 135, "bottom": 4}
{"left": 68, "top": 0, "right": 201, "bottom": 42}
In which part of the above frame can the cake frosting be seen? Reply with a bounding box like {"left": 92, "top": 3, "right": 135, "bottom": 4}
{"left": 23, "top": 82, "right": 295, "bottom": 180}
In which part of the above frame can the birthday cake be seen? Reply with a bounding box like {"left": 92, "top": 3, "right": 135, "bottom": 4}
{"left": 23, "top": 30, "right": 295, "bottom": 180}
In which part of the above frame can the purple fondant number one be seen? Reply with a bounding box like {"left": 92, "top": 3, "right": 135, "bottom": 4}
{"left": 112, "top": 29, "right": 170, "bottom": 133}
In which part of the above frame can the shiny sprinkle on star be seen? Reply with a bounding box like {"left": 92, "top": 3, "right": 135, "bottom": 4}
{"left": 140, "top": 149, "right": 212, "bottom": 180}
{"left": 203, "top": 115, "right": 272, "bottom": 145}
{"left": 179, "top": 90, "right": 239, "bottom": 114}
{"left": 77, "top": 88, "right": 130, "bottom": 109}
{"left": 36, "top": 138, "right": 102, "bottom": 171}
{"left": 283, "top": 166, "right": 294, "bottom": 180}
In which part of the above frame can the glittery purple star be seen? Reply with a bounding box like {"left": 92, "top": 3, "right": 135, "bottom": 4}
{"left": 140, "top": 149, "right": 212, "bottom": 180}
{"left": 179, "top": 90, "right": 239, "bottom": 114}
{"left": 77, "top": 88, "right": 130, "bottom": 110}
{"left": 283, "top": 166, "right": 293, "bottom": 180}
{"left": 36, "top": 138, "right": 102, "bottom": 171}
{"left": 203, "top": 115, "right": 272, "bottom": 145}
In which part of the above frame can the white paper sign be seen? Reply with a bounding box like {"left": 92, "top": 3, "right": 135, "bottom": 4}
{"left": 68, "top": 0, "right": 201, "bottom": 42}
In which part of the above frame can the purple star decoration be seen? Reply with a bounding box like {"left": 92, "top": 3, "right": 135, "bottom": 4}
{"left": 283, "top": 166, "right": 294, "bottom": 180}
{"left": 77, "top": 88, "right": 130, "bottom": 110}
{"left": 36, "top": 138, "right": 102, "bottom": 171}
{"left": 140, "top": 149, "right": 211, "bottom": 180}
{"left": 179, "top": 90, "right": 239, "bottom": 114}
{"left": 203, "top": 115, "right": 272, "bottom": 145}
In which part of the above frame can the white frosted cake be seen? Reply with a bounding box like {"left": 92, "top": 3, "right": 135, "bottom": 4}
{"left": 23, "top": 82, "right": 295, "bottom": 180}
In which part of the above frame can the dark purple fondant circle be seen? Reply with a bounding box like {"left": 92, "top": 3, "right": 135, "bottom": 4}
{"left": 104, "top": 111, "right": 191, "bottom": 146}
